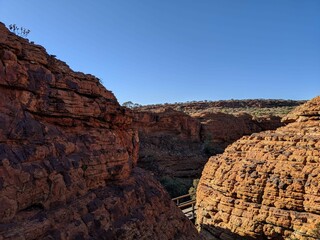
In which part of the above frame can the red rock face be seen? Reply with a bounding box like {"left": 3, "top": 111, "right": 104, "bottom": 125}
{"left": 134, "top": 108, "right": 207, "bottom": 179}
{"left": 193, "top": 111, "right": 283, "bottom": 155}
{"left": 196, "top": 96, "right": 320, "bottom": 239}
{"left": 0, "top": 23, "right": 198, "bottom": 239}
{"left": 134, "top": 108, "right": 283, "bottom": 183}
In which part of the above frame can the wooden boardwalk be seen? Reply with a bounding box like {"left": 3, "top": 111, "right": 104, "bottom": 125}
{"left": 172, "top": 193, "right": 197, "bottom": 220}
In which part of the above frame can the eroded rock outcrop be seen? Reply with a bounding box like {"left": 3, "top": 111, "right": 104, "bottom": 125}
{"left": 196, "top": 96, "right": 320, "bottom": 239}
{"left": 0, "top": 22, "right": 199, "bottom": 239}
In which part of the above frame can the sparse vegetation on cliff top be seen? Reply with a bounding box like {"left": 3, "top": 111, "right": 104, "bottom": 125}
{"left": 135, "top": 99, "right": 306, "bottom": 118}
{"left": 8, "top": 24, "right": 30, "bottom": 38}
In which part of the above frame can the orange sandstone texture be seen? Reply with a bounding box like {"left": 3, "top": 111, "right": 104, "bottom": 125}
{"left": 0, "top": 22, "right": 198, "bottom": 239}
{"left": 196, "top": 96, "right": 320, "bottom": 239}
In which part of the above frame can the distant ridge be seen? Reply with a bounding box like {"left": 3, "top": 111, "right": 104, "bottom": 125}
{"left": 137, "top": 99, "right": 306, "bottom": 109}
{"left": 134, "top": 99, "right": 306, "bottom": 118}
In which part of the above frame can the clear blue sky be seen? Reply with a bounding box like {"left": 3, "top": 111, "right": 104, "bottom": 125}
{"left": 1, "top": 0, "right": 319, "bottom": 105}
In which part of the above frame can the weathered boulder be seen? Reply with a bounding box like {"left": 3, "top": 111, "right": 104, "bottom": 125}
{"left": 196, "top": 96, "right": 320, "bottom": 239}
{"left": 0, "top": 22, "right": 199, "bottom": 239}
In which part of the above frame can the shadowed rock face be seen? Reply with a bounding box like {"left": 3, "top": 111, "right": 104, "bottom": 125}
{"left": 134, "top": 108, "right": 207, "bottom": 179}
{"left": 196, "top": 96, "right": 320, "bottom": 239}
{"left": 0, "top": 22, "right": 199, "bottom": 239}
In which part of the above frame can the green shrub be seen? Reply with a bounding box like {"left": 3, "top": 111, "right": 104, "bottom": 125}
{"left": 188, "top": 179, "right": 200, "bottom": 200}
{"left": 203, "top": 134, "right": 216, "bottom": 156}
{"left": 159, "top": 176, "right": 190, "bottom": 198}
{"left": 312, "top": 222, "right": 320, "bottom": 238}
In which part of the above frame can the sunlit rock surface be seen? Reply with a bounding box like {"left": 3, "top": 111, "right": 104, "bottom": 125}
{"left": 196, "top": 96, "right": 320, "bottom": 239}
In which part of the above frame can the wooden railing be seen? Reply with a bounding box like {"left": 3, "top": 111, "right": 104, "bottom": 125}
{"left": 172, "top": 192, "right": 197, "bottom": 220}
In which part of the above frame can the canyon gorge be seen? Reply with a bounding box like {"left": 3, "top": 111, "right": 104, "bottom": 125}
{"left": 1, "top": 21, "right": 319, "bottom": 240}
{"left": 133, "top": 100, "right": 303, "bottom": 197}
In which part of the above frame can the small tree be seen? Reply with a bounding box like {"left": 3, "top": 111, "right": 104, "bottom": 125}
{"left": 122, "top": 101, "right": 141, "bottom": 109}
{"left": 312, "top": 223, "right": 320, "bottom": 238}
{"left": 160, "top": 176, "right": 189, "bottom": 198}
{"left": 9, "top": 24, "right": 30, "bottom": 38}
{"left": 188, "top": 179, "right": 200, "bottom": 200}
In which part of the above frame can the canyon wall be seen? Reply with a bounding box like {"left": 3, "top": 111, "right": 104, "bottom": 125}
{"left": 0, "top": 23, "right": 199, "bottom": 239}
{"left": 134, "top": 108, "right": 207, "bottom": 179}
{"left": 193, "top": 111, "right": 283, "bottom": 155}
{"left": 133, "top": 107, "right": 286, "bottom": 198}
{"left": 196, "top": 96, "right": 320, "bottom": 239}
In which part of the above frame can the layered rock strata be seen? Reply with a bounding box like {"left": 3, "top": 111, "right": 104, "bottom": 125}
{"left": 134, "top": 108, "right": 284, "bottom": 184}
{"left": 196, "top": 96, "right": 320, "bottom": 239}
{"left": 0, "top": 22, "right": 198, "bottom": 239}
{"left": 134, "top": 108, "right": 207, "bottom": 179}
{"left": 193, "top": 111, "right": 283, "bottom": 155}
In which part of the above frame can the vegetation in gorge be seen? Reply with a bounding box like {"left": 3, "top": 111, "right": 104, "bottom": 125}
{"left": 188, "top": 179, "right": 200, "bottom": 200}
{"left": 160, "top": 176, "right": 192, "bottom": 198}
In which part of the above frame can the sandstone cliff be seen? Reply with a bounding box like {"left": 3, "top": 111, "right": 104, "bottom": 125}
{"left": 134, "top": 99, "right": 302, "bottom": 178}
{"left": 133, "top": 106, "right": 285, "bottom": 198}
{"left": 0, "top": 22, "right": 199, "bottom": 239}
{"left": 134, "top": 107, "right": 207, "bottom": 179}
{"left": 196, "top": 96, "right": 320, "bottom": 239}
{"left": 193, "top": 111, "right": 283, "bottom": 155}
